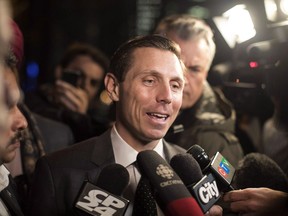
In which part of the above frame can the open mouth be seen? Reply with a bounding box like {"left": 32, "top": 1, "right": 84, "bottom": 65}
{"left": 147, "top": 112, "right": 169, "bottom": 121}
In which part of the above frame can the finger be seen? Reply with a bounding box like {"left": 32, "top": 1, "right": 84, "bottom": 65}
{"left": 56, "top": 79, "right": 77, "bottom": 90}
{"left": 58, "top": 95, "right": 77, "bottom": 112}
{"left": 56, "top": 81, "right": 88, "bottom": 103}
{"left": 206, "top": 205, "right": 223, "bottom": 216}
{"left": 229, "top": 200, "right": 252, "bottom": 213}
{"left": 223, "top": 190, "right": 249, "bottom": 202}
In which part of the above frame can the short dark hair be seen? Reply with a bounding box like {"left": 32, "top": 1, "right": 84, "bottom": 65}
{"left": 109, "top": 34, "right": 182, "bottom": 82}
{"left": 59, "top": 42, "right": 109, "bottom": 74}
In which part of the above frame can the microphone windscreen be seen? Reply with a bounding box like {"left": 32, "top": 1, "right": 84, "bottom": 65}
{"left": 137, "top": 150, "right": 204, "bottom": 216}
{"left": 96, "top": 163, "right": 130, "bottom": 196}
{"left": 233, "top": 153, "right": 288, "bottom": 192}
{"left": 170, "top": 153, "right": 203, "bottom": 186}
{"left": 187, "top": 145, "right": 210, "bottom": 170}
{"left": 137, "top": 150, "right": 191, "bottom": 203}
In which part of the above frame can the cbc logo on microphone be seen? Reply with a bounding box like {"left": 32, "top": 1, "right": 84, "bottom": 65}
{"left": 156, "top": 164, "right": 183, "bottom": 187}
{"left": 76, "top": 182, "right": 129, "bottom": 216}
{"left": 156, "top": 164, "right": 174, "bottom": 179}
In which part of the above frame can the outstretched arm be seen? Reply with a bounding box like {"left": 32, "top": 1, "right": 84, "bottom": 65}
{"left": 223, "top": 187, "right": 288, "bottom": 216}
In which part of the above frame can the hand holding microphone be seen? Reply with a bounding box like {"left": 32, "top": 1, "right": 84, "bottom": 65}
{"left": 75, "top": 163, "right": 130, "bottom": 216}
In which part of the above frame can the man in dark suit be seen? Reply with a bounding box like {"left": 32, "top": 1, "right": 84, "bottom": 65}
{"left": 0, "top": 26, "right": 28, "bottom": 216}
{"left": 28, "top": 35, "right": 187, "bottom": 216}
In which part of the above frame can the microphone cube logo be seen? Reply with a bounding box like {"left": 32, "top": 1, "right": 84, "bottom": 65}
{"left": 75, "top": 182, "right": 129, "bottom": 216}
{"left": 192, "top": 173, "right": 220, "bottom": 213}
{"left": 211, "top": 152, "right": 235, "bottom": 184}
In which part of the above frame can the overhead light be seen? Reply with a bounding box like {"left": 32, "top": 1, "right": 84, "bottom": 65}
{"left": 265, "top": 0, "right": 278, "bottom": 21}
{"left": 280, "top": 0, "right": 288, "bottom": 16}
{"left": 213, "top": 4, "right": 256, "bottom": 49}
{"left": 265, "top": 0, "right": 288, "bottom": 23}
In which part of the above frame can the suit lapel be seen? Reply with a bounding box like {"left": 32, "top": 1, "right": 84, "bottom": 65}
{"left": 0, "top": 176, "right": 24, "bottom": 216}
{"left": 163, "top": 139, "right": 186, "bottom": 161}
{"left": 90, "top": 129, "right": 115, "bottom": 167}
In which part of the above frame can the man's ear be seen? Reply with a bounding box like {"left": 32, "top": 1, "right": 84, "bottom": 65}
{"left": 104, "top": 73, "right": 119, "bottom": 102}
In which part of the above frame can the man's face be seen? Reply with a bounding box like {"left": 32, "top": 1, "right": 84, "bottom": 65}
{"left": 115, "top": 47, "right": 184, "bottom": 145}
{"left": 0, "top": 79, "right": 10, "bottom": 163}
{"left": 64, "top": 55, "right": 105, "bottom": 102}
{"left": 1, "top": 67, "right": 27, "bottom": 163}
{"left": 168, "top": 34, "right": 211, "bottom": 109}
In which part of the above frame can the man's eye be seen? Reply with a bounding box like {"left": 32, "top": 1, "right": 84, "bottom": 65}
{"left": 143, "top": 79, "right": 154, "bottom": 85}
{"left": 188, "top": 67, "right": 201, "bottom": 73}
{"left": 171, "top": 82, "right": 181, "bottom": 91}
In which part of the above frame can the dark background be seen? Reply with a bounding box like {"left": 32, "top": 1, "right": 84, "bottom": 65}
{"left": 12, "top": 0, "right": 276, "bottom": 83}
{"left": 11, "top": 0, "right": 288, "bottom": 122}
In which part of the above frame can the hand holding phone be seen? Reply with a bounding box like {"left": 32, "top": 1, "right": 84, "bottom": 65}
{"left": 61, "top": 69, "right": 83, "bottom": 87}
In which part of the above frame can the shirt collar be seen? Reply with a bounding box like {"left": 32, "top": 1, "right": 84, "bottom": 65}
{"left": 0, "top": 165, "right": 10, "bottom": 191}
{"left": 111, "top": 125, "right": 164, "bottom": 168}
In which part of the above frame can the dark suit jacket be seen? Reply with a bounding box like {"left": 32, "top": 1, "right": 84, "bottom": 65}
{"left": 28, "top": 129, "right": 185, "bottom": 216}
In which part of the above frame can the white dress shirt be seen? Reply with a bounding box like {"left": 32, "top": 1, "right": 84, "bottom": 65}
{"left": 0, "top": 165, "right": 11, "bottom": 216}
{"left": 110, "top": 125, "right": 165, "bottom": 216}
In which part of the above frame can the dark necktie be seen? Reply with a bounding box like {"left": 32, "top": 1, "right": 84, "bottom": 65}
{"left": 132, "top": 176, "right": 157, "bottom": 216}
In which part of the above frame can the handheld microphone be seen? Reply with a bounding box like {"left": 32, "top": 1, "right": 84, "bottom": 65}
{"left": 170, "top": 153, "right": 221, "bottom": 213}
{"left": 75, "top": 163, "right": 130, "bottom": 216}
{"left": 187, "top": 145, "right": 235, "bottom": 191}
{"left": 137, "top": 150, "right": 204, "bottom": 216}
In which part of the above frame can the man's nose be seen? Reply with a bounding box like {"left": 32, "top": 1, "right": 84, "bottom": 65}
{"left": 14, "top": 107, "right": 28, "bottom": 131}
{"left": 156, "top": 83, "right": 172, "bottom": 104}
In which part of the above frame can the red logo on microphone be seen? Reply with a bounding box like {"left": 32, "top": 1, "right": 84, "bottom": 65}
{"left": 218, "top": 167, "right": 227, "bottom": 177}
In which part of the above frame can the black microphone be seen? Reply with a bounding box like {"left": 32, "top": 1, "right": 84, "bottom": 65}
{"left": 233, "top": 152, "right": 288, "bottom": 192}
{"left": 170, "top": 153, "right": 221, "bottom": 213}
{"left": 75, "top": 163, "right": 130, "bottom": 216}
{"left": 137, "top": 150, "right": 204, "bottom": 216}
{"left": 187, "top": 144, "right": 235, "bottom": 191}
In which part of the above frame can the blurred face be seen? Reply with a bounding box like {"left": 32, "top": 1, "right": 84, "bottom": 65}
{"left": 0, "top": 78, "right": 10, "bottom": 163}
{"left": 1, "top": 67, "right": 27, "bottom": 163}
{"left": 168, "top": 34, "right": 211, "bottom": 109}
{"left": 108, "top": 47, "right": 184, "bottom": 148}
{"left": 65, "top": 55, "right": 105, "bottom": 102}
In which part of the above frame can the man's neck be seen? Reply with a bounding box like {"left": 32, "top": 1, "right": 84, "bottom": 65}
{"left": 114, "top": 123, "right": 160, "bottom": 152}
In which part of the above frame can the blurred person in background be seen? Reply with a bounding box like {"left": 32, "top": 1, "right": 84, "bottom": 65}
{"left": 155, "top": 14, "right": 243, "bottom": 166}
{"left": 224, "top": 55, "right": 288, "bottom": 216}
{"left": 261, "top": 49, "right": 288, "bottom": 176}
{"left": 25, "top": 42, "right": 111, "bottom": 142}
